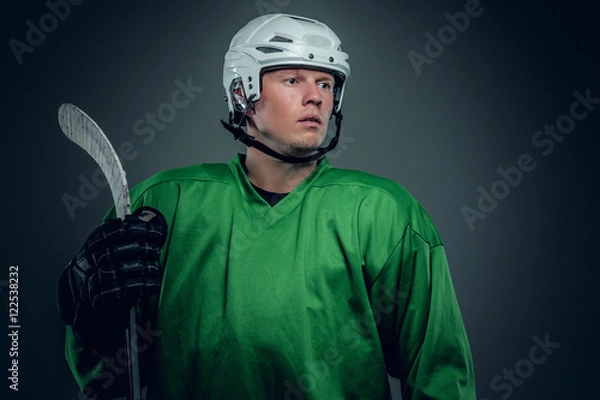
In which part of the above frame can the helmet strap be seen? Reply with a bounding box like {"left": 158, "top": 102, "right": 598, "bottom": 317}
{"left": 220, "top": 111, "right": 343, "bottom": 164}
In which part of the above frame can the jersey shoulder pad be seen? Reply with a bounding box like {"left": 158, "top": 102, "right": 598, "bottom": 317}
{"left": 318, "top": 167, "right": 413, "bottom": 202}
{"left": 130, "top": 163, "right": 233, "bottom": 197}
{"left": 319, "top": 167, "right": 442, "bottom": 246}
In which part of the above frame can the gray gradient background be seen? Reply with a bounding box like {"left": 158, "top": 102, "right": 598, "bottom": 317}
{"left": 2, "top": 0, "right": 599, "bottom": 399}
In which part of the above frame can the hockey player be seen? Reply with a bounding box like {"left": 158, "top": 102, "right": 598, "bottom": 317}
{"left": 57, "top": 13, "right": 476, "bottom": 399}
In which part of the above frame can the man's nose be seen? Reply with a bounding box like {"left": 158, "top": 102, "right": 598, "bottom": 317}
{"left": 303, "top": 83, "right": 323, "bottom": 106}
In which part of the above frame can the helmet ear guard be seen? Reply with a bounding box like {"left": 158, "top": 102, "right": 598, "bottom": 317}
{"left": 228, "top": 77, "right": 255, "bottom": 128}
{"left": 231, "top": 78, "right": 249, "bottom": 113}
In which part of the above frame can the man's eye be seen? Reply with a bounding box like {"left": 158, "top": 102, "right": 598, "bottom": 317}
{"left": 286, "top": 78, "right": 297, "bottom": 84}
{"left": 319, "top": 82, "right": 332, "bottom": 90}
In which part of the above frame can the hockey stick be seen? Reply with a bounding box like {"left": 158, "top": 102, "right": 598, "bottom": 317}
{"left": 58, "top": 103, "right": 141, "bottom": 400}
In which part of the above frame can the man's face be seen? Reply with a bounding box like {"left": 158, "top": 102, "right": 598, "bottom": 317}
{"left": 246, "top": 68, "right": 336, "bottom": 158}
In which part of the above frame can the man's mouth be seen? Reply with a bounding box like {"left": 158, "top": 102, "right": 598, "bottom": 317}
{"left": 298, "top": 115, "right": 322, "bottom": 125}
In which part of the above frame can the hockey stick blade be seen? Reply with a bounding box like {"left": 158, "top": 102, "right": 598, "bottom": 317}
{"left": 58, "top": 103, "right": 141, "bottom": 400}
{"left": 58, "top": 103, "right": 130, "bottom": 219}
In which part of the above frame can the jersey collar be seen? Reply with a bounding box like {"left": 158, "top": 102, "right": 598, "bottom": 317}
{"left": 228, "top": 153, "right": 332, "bottom": 225}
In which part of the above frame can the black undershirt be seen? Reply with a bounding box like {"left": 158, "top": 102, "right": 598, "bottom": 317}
{"left": 250, "top": 183, "right": 289, "bottom": 207}
{"left": 240, "top": 154, "right": 290, "bottom": 206}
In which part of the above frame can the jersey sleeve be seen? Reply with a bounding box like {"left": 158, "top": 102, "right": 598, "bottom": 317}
{"left": 360, "top": 188, "right": 476, "bottom": 399}
{"left": 371, "top": 228, "right": 475, "bottom": 399}
{"left": 62, "top": 178, "right": 179, "bottom": 397}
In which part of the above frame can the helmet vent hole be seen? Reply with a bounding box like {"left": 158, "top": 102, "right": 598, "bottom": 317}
{"left": 255, "top": 46, "right": 284, "bottom": 54}
{"left": 269, "top": 35, "right": 293, "bottom": 43}
{"left": 289, "top": 16, "right": 316, "bottom": 23}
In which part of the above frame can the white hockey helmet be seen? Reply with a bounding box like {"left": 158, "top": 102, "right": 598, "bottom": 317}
{"left": 223, "top": 13, "right": 351, "bottom": 124}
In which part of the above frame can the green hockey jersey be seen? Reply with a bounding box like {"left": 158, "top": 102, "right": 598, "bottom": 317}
{"left": 64, "top": 154, "right": 475, "bottom": 399}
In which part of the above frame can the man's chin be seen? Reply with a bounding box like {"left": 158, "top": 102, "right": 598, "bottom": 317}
{"left": 259, "top": 130, "right": 327, "bottom": 159}
{"left": 287, "top": 137, "right": 326, "bottom": 157}
{"left": 288, "top": 133, "right": 327, "bottom": 154}
{"left": 285, "top": 145, "right": 321, "bottom": 158}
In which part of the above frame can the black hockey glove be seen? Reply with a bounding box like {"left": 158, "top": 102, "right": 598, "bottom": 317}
{"left": 57, "top": 206, "right": 167, "bottom": 349}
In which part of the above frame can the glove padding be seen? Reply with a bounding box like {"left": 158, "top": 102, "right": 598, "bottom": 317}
{"left": 58, "top": 206, "right": 167, "bottom": 333}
